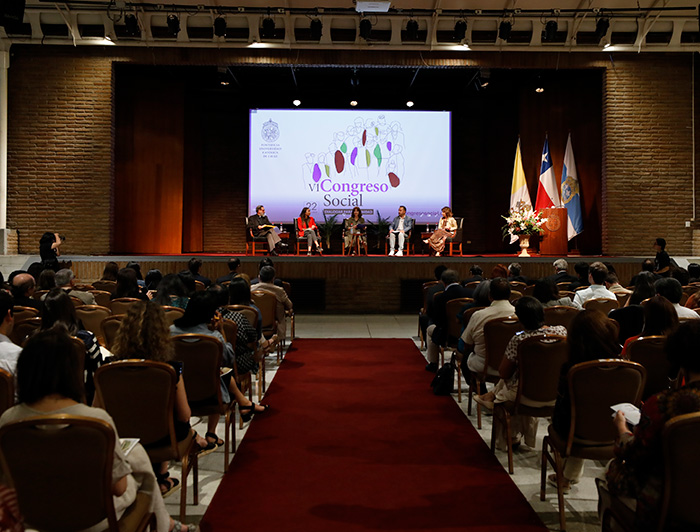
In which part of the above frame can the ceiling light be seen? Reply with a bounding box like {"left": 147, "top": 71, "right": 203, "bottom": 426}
{"left": 214, "top": 16, "right": 226, "bottom": 37}
{"left": 498, "top": 20, "right": 512, "bottom": 42}
{"left": 406, "top": 19, "right": 418, "bottom": 40}
{"left": 293, "top": 99, "right": 301, "bottom": 107}
{"left": 544, "top": 20, "right": 557, "bottom": 42}
{"left": 167, "top": 13, "right": 180, "bottom": 36}
{"left": 124, "top": 13, "right": 139, "bottom": 36}
{"left": 355, "top": 1, "right": 390, "bottom": 13}
{"left": 595, "top": 18, "right": 610, "bottom": 41}
{"left": 261, "top": 17, "right": 275, "bottom": 39}
{"left": 453, "top": 19, "right": 467, "bottom": 41}
{"left": 536, "top": 87, "right": 544, "bottom": 93}
{"left": 310, "top": 18, "right": 322, "bottom": 40}
{"left": 406, "top": 100, "right": 414, "bottom": 108}
{"left": 359, "top": 18, "right": 372, "bottom": 40}
{"left": 350, "top": 100, "right": 358, "bottom": 107}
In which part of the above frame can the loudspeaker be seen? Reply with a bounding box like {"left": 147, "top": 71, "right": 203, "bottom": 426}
{"left": 0, "top": 0, "right": 25, "bottom": 27}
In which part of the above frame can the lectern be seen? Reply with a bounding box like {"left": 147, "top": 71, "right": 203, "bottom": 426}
{"left": 539, "top": 207, "right": 568, "bottom": 256}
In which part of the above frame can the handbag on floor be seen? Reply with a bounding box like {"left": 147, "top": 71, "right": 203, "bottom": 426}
{"left": 431, "top": 359, "right": 455, "bottom": 396}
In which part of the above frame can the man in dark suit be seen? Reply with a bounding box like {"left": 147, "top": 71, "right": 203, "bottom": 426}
{"left": 507, "top": 262, "right": 530, "bottom": 285}
{"left": 425, "top": 269, "right": 470, "bottom": 372}
{"left": 10, "top": 273, "right": 41, "bottom": 311}
{"left": 247, "top": 205, "right": 281, "bottom": 256}
{"left": 547, "top": 259, "right": 577, "bottom": 286}
{"left": 461, "top": 265, "right": 484, "bottom": 287}
{"left": 215, "top": 257, "right": 241, "bottom": 284}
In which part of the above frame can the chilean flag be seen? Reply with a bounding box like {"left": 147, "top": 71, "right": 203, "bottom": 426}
{"left": 535, "top": 136, "right": 560, "bottom": 211}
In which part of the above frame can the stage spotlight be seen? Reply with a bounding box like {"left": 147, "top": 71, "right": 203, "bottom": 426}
{"left": 544, "top": 20, "right": 557, "bottom": 42}
{"left": 310, "top": 18, "right": 322, "bottom": 40}
{"left": 293, "top": 99, "right": 301, "bottom": 107}
{"left": 498, "top": 20, "right": 512, "bottom": 41}
{"left": 350, "top": 100, "right": 358, "bottom": 107}
{"left": 406, "top": 100, "right": 414, "bottom": 108}
{"left": 595, "top": 17, "right": 610, "bottom": 41}
{"left": 359, "top": 18, "right": 372, "bottom": 39}
{"left": 124, "top": 13, "right": 139, "bottom": 36}
{"left": 214, "top": 16, "right": 226, "bottom": 37}
{"left": 167, "top": 14, "right": 180, "bottom": 36}
{"left": 406, "top": 19, "right": 418, "bottom": 40}
{"left": 453, "top": 19, "right": 467, "bottom": 41}
{"left": 261, "top": 16, "right": 275, "bottom": 39}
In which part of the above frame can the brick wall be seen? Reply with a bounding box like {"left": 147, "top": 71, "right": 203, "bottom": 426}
{"left": 5, "top": 47, "right": 698, "bottom": 256}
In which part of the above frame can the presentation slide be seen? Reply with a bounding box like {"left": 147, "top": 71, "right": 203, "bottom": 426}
{"left": 249, "top": 109, "right": 451, "bottom": 225}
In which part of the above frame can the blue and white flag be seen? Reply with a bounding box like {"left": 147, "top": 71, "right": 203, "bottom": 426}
{"left": 561, "top": 133, "right": 583, "bottom": 240}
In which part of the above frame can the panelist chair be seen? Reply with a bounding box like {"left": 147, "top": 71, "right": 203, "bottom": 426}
{"left": 384, "top": 229, "right": 412, "bottom": 256}
{"left": 245, "top": 216, "right": 270, "bottom": 256}
{"left": 293, "top": 218, "right": 316, "bottom": 255}
{"left": 0, "top": 414, "right": 156, "bottom": 532}
{"left": 445, "top": 217, "right": 463, "bottom": 256}
{"left": 342, "top": 221, "right": 368, "bottom": 256}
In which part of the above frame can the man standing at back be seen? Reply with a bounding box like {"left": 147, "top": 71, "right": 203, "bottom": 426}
{"left": 388, "top": 206, "right": 414, "bottom": 257}
{"left": 461, "top": 278, "right": 515, "bottom": 374}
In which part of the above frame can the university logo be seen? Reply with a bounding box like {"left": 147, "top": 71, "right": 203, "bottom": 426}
{"left": 261, "top": 119, "right": 280, "bottom": 142}
{"left": 561, "top": 176, "right": 579, "bottom": 204}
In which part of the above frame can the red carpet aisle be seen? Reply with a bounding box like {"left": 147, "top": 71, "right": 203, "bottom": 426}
{"left": 200, "top": 339, "right": 547, "bottom": 532}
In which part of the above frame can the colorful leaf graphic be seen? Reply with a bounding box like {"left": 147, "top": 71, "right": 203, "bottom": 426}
{"left": 373, "top": 144, "right": 382, "bottom": 167}
{"left": 312, "top": 164, "right": 321, "bottom": 183}
{"left": 388, "top": 172, "right": 400, "bottom": 188}
{"left": 335, "top": 150, "right": 345, "bottom": 173}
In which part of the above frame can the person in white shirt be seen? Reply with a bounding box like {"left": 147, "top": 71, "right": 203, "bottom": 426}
{"left": 0, "top": 291, "right": 21, "bottom": 376}
{"left": 655, "top": 277, "right": 700, "bottom": 320}
{"left": 572, "top": 262, "right": 617, "bottom": 309}
{"left": 388, "top": 206, "right": 414, "bottom": 257}
{"left": 461, "top": 278, "right": 516, "bottom": 374}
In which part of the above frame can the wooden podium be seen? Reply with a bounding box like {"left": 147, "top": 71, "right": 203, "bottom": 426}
{"left": 539, "top": 207, "right": 568, "bottom": 256}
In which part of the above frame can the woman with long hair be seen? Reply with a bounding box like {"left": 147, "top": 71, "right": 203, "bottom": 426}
{"left": 101, "top": 261, "right": 119, "bottom": 282}
{"left": 41, "top": 288, "right": 103, "bottom": 403}
{"left": 628, "top": 271, "right": 657, "bottom": 306}
{"left": 112, "top": 268, "right": 147, "bottom": 301}
{"left": 297, "top": 206, "right": 322, "bottom": 255}
{"left": 0, "top": 328, "right": 196, "bottom": 532}
{"left": 343, "top": 206, "right": 366, "bottom": 254}
{"left": 153, "top": 273, "right": 189, "bottom": 309}
{"left": 621, "top": 295, "right": 679, "bottom": 355}
{"left": 111, "top": 301, "right": 215, "bottom": 495}
{"left": 424, "top": 206, "right": 457, "bottom": 257}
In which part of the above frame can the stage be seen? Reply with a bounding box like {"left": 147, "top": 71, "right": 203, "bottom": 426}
{"left": 8, "top": 253, "right": 688, "bottom": 314}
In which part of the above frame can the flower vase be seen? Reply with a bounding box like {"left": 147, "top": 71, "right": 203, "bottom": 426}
{"left": 518, "top": 234, "right": 530, "bottom": 257}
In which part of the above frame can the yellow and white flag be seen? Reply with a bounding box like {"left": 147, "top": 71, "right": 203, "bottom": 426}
{"left": 509, "top": 139, "right": 533, "bottom": 243}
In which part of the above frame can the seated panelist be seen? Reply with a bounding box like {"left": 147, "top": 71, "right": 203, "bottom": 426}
{"left": 247, "top": 205, "right": 281, "bottom": 256}
{"left": 388, "top": 205, "right": 414, "bottom": 257}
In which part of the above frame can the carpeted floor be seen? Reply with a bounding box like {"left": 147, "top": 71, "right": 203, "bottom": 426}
{"left": 199, "top": 338, "right": 548, "bottom": 532}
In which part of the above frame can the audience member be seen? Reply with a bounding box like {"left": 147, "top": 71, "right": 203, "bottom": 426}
{"left": 654, "top": 277, "right": 699, "bottom": 319}
{"left": 0, "top": 328, "right": 195, "bottom": 532}
{"left": 532, "top": 278, "right": 576, "bottom": 308}
{"left": 474, "top": 297, "right": 567, "bottom": 450}
{"left": 170, "top": 291, "right": 269, "bottom": 423}
{"left": 653, "top": 237, "right": 671, "bottom": 276}
{"left": 461, "top": 278, "right": 516, "bottom": 374}
{"left": 251, "top": 258, "right": 284, "bottom": 287}
{"left": 424, "top": 269, "right": 470, "bottom": 372}
{"left": 507, "top": 263, "right": 529, "bottom": 285}
{"left": 572, "top": 262, "right": 617, "bottom": 309}
{"left": 621, "top": 295, "right": 678, "bottom": 356}
{"left": 0, "top": 292, "right": 20, "bottom": 376}
{"left": 670, "top": 266, "right": 689, "bottom": 287}
{"left": 629, "top": 258, "right": 657, "bottom": 286}
{"left": 37, "top": 268, "right": 56, "bottom": 290}
{"left": 548, "top": 259, "right": 577, "bottom": 286}
{"left": 187, "top": 258, "right": 211, "bottom": 288}
{"left": 10, "top": 273, "right": 40, "bottom": 311}
{"left": 177, "top": 271, "right": 196, "bottom": 296}
{"left": 26, "top": 262, "right": 44, "bottom": 282}
{"left": 112, "top": 268, "right": 147, "bottom": 301}
{"left": 125, "top": 261, "right": 145, "bottom": 288}
{"left": 598, "top": 320, "right": 700, "bottom": 530}
{"left": 569, "top": 261, "right": 591, "bottom": 290}
{"left": 144, "top": 269, "right": 163, "bottom": 292}
{"left": 491, "top": 264, "right": 509, "bottom": 279}
{"left": 461, "top": 265, "right": 483, "bottom": 286}
{"left": 628, "top": 271, "right": 657, "bottom": 306}
{"left": 255, "top": 266, "right": 293, "bottom": 339}
{"left": 228, "top": 276, "right": 263, "bottom": 340}
{"left": 52, "top": 269, "right": 96, "bottom": 305}
{"left": 38, "top": 232, "right": 63, "bottom": 271}
{"left": 605, "top": 273, "right": 632, "bottom": 295}
{"left": 100, "top": 261, "right": 119, "bottom": 282}
{"left": 215, "top": 258, "right": 241, "bottom": 284}
{"left": 548, "top": 310, "right": 621, "bottom": 492}
{"left": 153, "top": 273, "right": 189, "bottom": 309}
{"left": 687, "top": 262, "right": 700, "bottom": 284}
{"left": 419, "top": 265, "right": 448, "bottom": 347}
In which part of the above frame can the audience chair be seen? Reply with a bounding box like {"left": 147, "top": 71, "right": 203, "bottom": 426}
{"left": 680, "top": 292, "right": 690, "bottom": 306}
{"left": 224, "top": 305, "right": 262, "bottom": 400}
{"left": 445, "top": 217, "right": 463, "bottom": 256}
{"left": 94, "top": 360, "right": 198, "bottom": 522}
{"left": 281, "top": 281, "right": 294, "bottom": 341}
{"left": 440, "top": 298, "right": 473, "bottom": 403}
{"left": 101, "top": 315, "right": 125, "bottom": 351}
{"left": 33, "top": 289, "right": 49, "bottom": 302}
{"left": 509, "top": 281, "right": 527, "bottom": 292}
{"left": 89, "top": 290, "right": 112, "bottom": 308}
{"left": 615, "top": 292, "right": 631, "bottom": 308}
{"left": 464, "top": 281, "right": 481, "bottom": 291}
{"left": 583, "top": 297, "right": 619, "bottom": 315}
{"left": 76, "top": 305, "right": 112, "bottom": 345}
{"left": 452, "top": 304, "right": 487, "bottom": 403}
{"left": 12, "top": 306, "right": 39, "bottom": 322}
{"left": 523, "top": 285, "right": 536, "bottom": 297}
{"left": 92, "top": 280, "right": 117, "bottom": 295}
{"left": 10, "top": 317, "right": 41, "bottom": 346}
{"left": 384, "top": 229, "right": 413, "bottom": 256}
{"left": 0, "top": 414, "right": 155, "bottom": 532}
{"left": 245, "top": 216, "right": 271, "bottom": 255}
{"left": 251, "top": 290, "right": 280, "bottom": 394}
{"left": 624, "top": 335, "right": 670, "bottom": 400}
{"left": 491, "top": 334, "right": 568, "bottom": 474}
{"left": 161, "top": 306, "right": 185, "bottom": 328}
{"left": 508, "top": 290, "right": 523, "bottom": 304}
{"left": 194, "top": 280, "right": 206, "bottom": 292}
{"left": 69, "top": 336, "right": 88, "bottom": 403}
{"left": 469, "top": 316, "right": 521, "bottom": 429}
{"left": 541, "top": 359, "right": 646, "bottom": 531}
{"left": 556, "top": 282, "right": 573, "bottom": 292}
{"left": 110, "top": 297, "right": 141, "bottom": 316}
{"left": 0, "top": 369, "right": 14, "bottom": 417}
{"left": 222, "top": 319, "right": 253, "bottom": 404}
{"left": 609, "top": 305, "right": 645, "bottom": 345}
{"left": 602, "top": 411, "right": 700, "bottom": 532}
{"left": 559, "top": 290, "right": 575, "bottom": 299}
{"left": 543, "top": 306, "right": 580, "bottom": 332}
{"left": 172, "top": 334, "right": 236, "bottom": 472}
{"left": 418, "top": 281, "right": 440, "bottom": 351}
{"left": 70, "top": 295, "right": 85, "bottom": 308}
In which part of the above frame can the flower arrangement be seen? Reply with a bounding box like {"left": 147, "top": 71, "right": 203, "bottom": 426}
{"left": 502, "top": 201, "right": 548, "bottom": 239}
